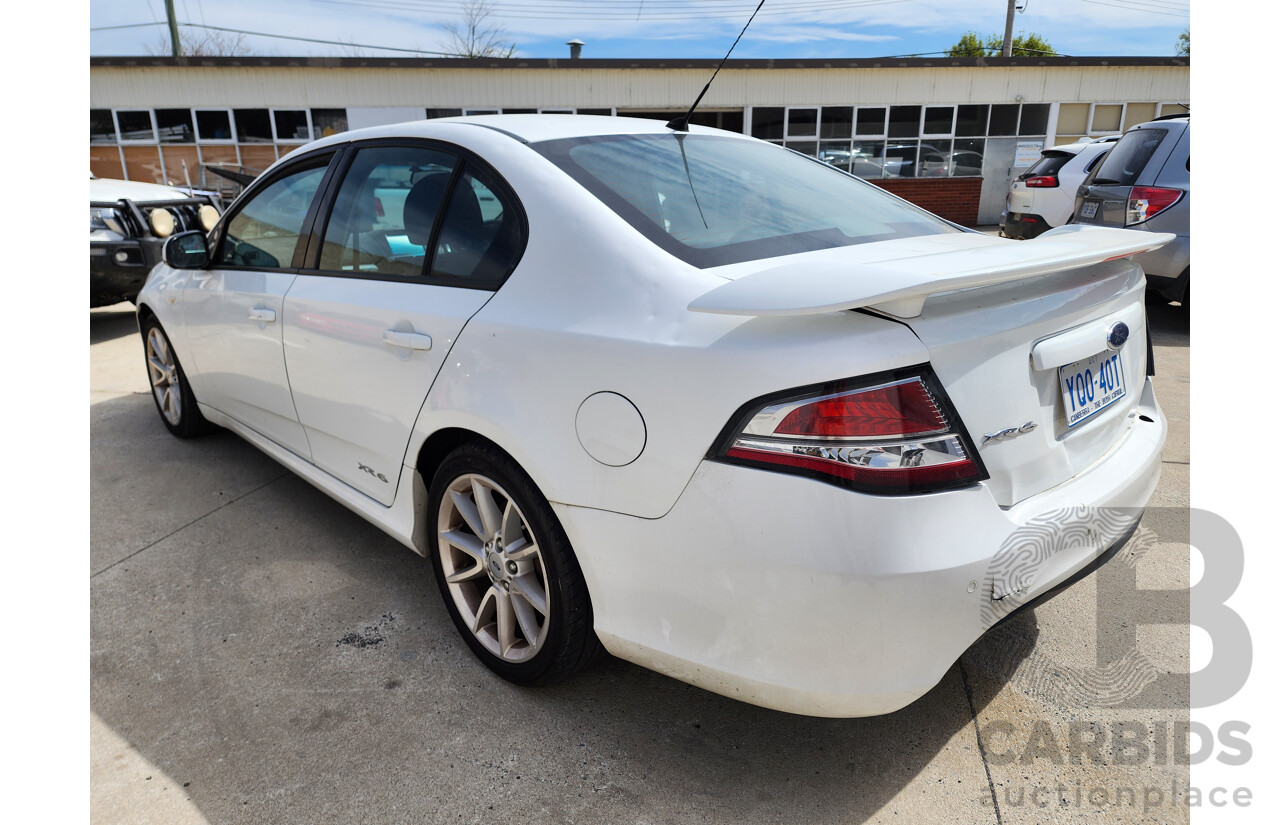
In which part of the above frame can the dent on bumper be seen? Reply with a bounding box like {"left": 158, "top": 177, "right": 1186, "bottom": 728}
{"left": 553, "top": 378, "right": 1166, "bottom": 717}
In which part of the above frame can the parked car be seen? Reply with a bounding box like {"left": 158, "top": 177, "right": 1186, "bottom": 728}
{"left": 1001, "top": 136, "right": 1118, "bottom": 239}
{"left": 138, "top": 115, "right": 1168, "bottom": 717}
{"left": 1070, "top": 116, "right": 1190, "bottom": 303}
{"left": 90, "top": 175, "right": 220, "bottom": 307}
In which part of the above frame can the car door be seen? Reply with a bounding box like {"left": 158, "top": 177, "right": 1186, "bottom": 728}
{"left": 282, "top": 142, "right": 525, "bottom": 505}
{"left": 182, "top": 151, "right": 337, "bottom": 459}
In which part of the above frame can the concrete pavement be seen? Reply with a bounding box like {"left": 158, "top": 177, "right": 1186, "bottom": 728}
{"left": 91, "top": 293, "right": 1191, "bottom": 824}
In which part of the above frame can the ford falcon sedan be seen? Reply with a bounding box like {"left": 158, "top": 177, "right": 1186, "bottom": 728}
{"left": 137, "top": 115, "right": 1169, "bottom": 717}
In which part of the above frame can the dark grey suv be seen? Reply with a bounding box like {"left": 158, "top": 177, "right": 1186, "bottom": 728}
{"left": 1071, "top": 115, "right": 1189, "bottom": 303}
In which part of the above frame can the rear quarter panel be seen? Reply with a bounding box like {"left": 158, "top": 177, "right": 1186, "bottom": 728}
{"left": 403, "top": 132, "right": 931, "bottom": 518}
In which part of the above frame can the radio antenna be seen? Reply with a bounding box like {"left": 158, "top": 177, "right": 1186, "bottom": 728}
{"left": 666, "top": 0, "right": 766, "bottom": 131}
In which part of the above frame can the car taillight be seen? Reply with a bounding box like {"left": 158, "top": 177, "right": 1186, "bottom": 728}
{"left": 1024, "top": 175, "right": 1059, "bottom": 188}
{"left": 712, "top": 370, "right": 985, "bottom": 495}
{"left": 1125, "top": 186, "right": 1182, "bottom": 225}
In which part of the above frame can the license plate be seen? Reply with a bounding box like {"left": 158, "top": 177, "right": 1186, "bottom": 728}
{"left": 1060, "top": 349, "right": 1126, "bottom": 428}
{"left": 1079, "top": 201, "right": 1099, "bottom": 219}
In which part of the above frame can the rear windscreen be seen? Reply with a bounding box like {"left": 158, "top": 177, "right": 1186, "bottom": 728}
{"left": 533, "top": 133, "right": 958, "bottom": 268}
{"left": 1018, "top": 152, "right": 1072, "bottom": 180}
{"left": 1092, "top": 128, "right": 1168, "bottom": 187}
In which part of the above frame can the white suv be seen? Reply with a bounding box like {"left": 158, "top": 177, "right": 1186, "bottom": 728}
{"left": 1001, "top": 136, "right": 1118, "bottom": 239}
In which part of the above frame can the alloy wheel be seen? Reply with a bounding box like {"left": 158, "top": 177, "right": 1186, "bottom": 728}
{"left": 145, "top": 327, "right": 182, "bottom": 426}
{"left": 436, "top": 473, "right": 551, "bottom": 662}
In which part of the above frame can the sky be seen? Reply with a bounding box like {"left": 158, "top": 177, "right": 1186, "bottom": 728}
{"left": 89, "top": 0, "right": 1190, "bottom": 61}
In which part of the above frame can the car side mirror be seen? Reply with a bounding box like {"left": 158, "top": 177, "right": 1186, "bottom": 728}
{"left": 163, "top": 230, "right": 210, "bottom": 269}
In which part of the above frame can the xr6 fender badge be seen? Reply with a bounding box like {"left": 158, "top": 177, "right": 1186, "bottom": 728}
{"left": 982, "top": 421, "right": 1037, "bottom": 445}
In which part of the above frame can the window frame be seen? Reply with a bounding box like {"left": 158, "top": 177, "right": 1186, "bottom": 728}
{"left": 193, "top": 108, "right": 237, "bottom": 144}
{"left": 270, "top": 107, "right": 314, "bottom": 144}
{"left": 920, "top": 105, "right": 957, "bottom": 138}
{"left": 113, "top": 109, "right": 158, "bottom": 144}
{"left": 1087, "top": 102, "right": 1125, "bottom": 137}
{"left": 783, "top": 106, "right": 820, "bottom": 140}
{"left": 90, "top": 109, "right": 119, "bottom": 144}
{"left": 299, "top": 138, "right": 528, "bottom": 292}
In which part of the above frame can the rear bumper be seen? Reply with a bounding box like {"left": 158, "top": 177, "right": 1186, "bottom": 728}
{"left": 90, "top": 238, "right": 164, "bottom": 306}
{"left": 555, "top": 378, "right": 1166, "bottom": 717}
{"left": 1134, "top": 231, "right": 1188, "bottom": 281}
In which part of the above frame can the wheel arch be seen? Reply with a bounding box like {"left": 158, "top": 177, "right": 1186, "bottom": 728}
{"left": 135, "top": 300, "right": 157, "bottom": 328}
{"left": 411, "top": 427, "right": 540, "bottom": 553}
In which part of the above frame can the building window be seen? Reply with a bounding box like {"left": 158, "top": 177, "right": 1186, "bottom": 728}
{"left": 747, "top": 101, "right": 1058, "bottom": 179}
{"left": 922, "top": 106, "right": 955, "bottom": 136}
{"left": 232, "top": 109, "right": 272, "bottom": 143}
{"left": 955, "top": 105, "right": 989, "bottom": 137}
{"left": 272, "top": 109, "right": 312, "bottom": 142}
{"left": 460, "top": 107, "right": 616, "bottom": 116}
{"left": 91, "top": 109, "right": 117, "bottom": 144}
{"left": 115, "top": 110, "right": 156, "bottom": 143}
{"left": 195, "top": 109, "right": 235, "bottom": 142}
{"left": 988, "top": 104, "right": 1019, "bottom": 136}
{"left": 311, "top": 108, "right": 348, "bottom": 138}
{"left": 887, "top": 106, "right": 921, "bottom": 138}
{"left": 1018, "top": 104, "right": 1050, "bottom": 136}
{"left": 786, "top": 107, "right": 818, "bottom": 138}
{"left": 155, "top": 109, "right": 195, "bottom": 143}
{"left": 750, "top": 107, "right": 784, "bottom": 141}
{"left": 855, "top": 107, "right": 886, "bottom": 136}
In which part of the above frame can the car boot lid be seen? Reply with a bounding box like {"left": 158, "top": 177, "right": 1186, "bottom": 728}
{"left": 688, "top": 225, "right": 1174, "bottom": 319}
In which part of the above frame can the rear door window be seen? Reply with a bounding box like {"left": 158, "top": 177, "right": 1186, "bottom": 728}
{"left": 1092, "top": 128, "right": 1168, "bottom": 186}
{"left": 318, "top": 145, "right": 458, "bottom": 278}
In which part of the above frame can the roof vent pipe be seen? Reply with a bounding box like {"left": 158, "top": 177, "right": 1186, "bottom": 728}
{"left": 567, "top": 39, "right": 584, "bottom": 60}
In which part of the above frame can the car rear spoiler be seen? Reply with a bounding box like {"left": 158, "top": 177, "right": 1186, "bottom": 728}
{"left": 687, "top": 225, "right": 1174, "bottom": 319}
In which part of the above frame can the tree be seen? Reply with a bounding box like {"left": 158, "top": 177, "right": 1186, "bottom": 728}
{"left": 947, "top": 31, "right": 1057, "bottom": 57}
{"left": 1176, "top": 29, "right": 1189, "bottom": 57}
{"left": 444, "top": 0, "right": 516, "bottom": 58}
{"left": 147, "top": 27, "right": 253, "bottom": 57}
{"left": 947, "top": 31, "right": 989, "bottom": 57}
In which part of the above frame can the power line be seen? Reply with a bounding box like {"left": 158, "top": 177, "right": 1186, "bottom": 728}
{"left": 88, "top": 20, "right": 456, "bottom": 55}
{"left": 90, "top": 22, "right": 171, "bottom": 31}
{"left": 305, "top": 0, "right": 922, "bottom": 21}
{"left": 1074, "top": 0, "right": 1188, "bottom": 17}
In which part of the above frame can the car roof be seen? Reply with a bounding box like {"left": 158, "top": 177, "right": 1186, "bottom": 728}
{"left": 303, "top": 114, "right": 736, "bottom": 153}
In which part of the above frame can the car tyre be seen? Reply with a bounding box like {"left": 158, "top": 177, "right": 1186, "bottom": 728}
{"left": 142, "top": 317, "right": 208, "bottom": 438}
{"left": 428, "top": 441, "right": 600, "bottom": 685}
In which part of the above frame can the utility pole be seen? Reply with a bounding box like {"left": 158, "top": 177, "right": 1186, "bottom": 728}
{"left": 1001, "top": 0, "right": 1016, "bottom": 57}
{"left": 165, "top": 0, "right": 182, "bottom": 57}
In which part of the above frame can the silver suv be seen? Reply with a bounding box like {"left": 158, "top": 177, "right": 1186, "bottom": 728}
{"left": 1070, "top": 115, "right": 1189, "bottom": 303}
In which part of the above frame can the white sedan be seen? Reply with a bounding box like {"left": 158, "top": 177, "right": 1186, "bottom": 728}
{"left": 138, "top": 115, "right": 1169, "bottom": 717}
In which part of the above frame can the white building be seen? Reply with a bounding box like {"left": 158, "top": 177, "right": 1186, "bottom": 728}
{"left": 90, "top": 55, "right": 1189, "bottom": 224}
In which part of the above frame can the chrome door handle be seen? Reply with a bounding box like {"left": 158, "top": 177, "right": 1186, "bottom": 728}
{"left": 383, "top": 330, "right": 433, "bottom": 351}
{"left": 248, "top": 307, "right": 276, "bottom": 323}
